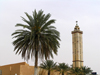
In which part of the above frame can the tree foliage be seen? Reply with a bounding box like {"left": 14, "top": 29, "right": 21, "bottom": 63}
{"left": 12, "top": 9, "right": 60, "bottom": 75}
{"left": 40, "top": 60, "right": 56, "bottom": 75}
{"left": 56, "top": 63, "right": 69, "bottom": 75}
{"left": 70, "top": 66, "right": 92, "bottom": 75}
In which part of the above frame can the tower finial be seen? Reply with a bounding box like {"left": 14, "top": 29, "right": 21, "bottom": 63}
{"left": 76, "top": 21, "right": 78, "bottom": 26}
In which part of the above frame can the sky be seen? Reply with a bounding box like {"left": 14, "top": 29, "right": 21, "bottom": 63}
{"left": 0, "top": 0, "right": 100, "bottom": 74}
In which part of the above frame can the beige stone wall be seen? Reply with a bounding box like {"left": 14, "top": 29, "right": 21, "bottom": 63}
{"left": 0, "top": 62, "right": 70, "bottom": 75}
{"left": 0, "top": 62, "right": 31, "bottom": 75}
{"left": 0, "top": 64, "right": 20, "bottom": 75}
{"left": 10, "top": 65, "right": 20, "bottom": 75}
{"left": 20, "top": 65, "right": 34, "bottom": 75}
{"left": 0, "top": 66, "right": 11, "bottom": 75}
{"left": 72, "top": 27, "right": 83, "bottom": 68}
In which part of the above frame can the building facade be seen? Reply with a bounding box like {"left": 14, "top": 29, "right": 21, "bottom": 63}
{"left": 0, "top": 62, "right": 62, "bottom": 75}
{"left": 71, "top": 21, "right": 84, "bottom": 68}
{"left": 0, "top": 62, "right": 34, "bottom": 75}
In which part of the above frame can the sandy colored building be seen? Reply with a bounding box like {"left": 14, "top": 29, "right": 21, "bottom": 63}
{"left": 0, "top": 62, "right": 34, "bottom": 75}
{"left": 0, "top": 62, "right": 66, "bottom": 75}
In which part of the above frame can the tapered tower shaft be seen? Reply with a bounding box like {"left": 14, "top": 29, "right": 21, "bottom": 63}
{"left": 71, "top": 21, "right": 83, "bottom": 68}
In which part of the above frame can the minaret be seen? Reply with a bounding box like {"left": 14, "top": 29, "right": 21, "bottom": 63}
{"left": 71, "top": 21, "right": 83, "bottom": 68}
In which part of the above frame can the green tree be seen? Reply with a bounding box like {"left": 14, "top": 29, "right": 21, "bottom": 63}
{"left": 12, "top": 10, "right": 60, "bottom": 75}
{"left": 80, "top": 66, "right": 92, "bottom": 75}
{"left": 70, "top": 67, "right": 81, "bottom": 75}
{"left": 40, "top": 60, "right": 56, "bottom": 75}
{"left": 56, "top": 63, "right": 69, "bottom": 75}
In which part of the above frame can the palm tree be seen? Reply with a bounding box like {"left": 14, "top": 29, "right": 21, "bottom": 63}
{"left": 40, "top": 60, "right": 56, "bottom": 75}
{"left": 56, "top": 63, "right": 69, "bottom": 75}
{"left": 12, "top": 10, "right": 60, "bottom": 75}
{"left": 70, "top": 67, "right": 81, "bottom": 75}
{"left": 80, "top": 66, "right": 92, "bottom": 75}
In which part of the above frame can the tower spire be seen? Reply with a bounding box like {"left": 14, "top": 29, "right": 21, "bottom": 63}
{"left": 76, "top": 21, "right": 78, "bottom": 26}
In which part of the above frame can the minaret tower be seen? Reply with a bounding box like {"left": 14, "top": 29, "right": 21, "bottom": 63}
{"left": 71, "top": 21, "right": 83, "bottom": 68}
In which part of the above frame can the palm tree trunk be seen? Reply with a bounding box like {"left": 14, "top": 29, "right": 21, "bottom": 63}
{"left": 62, "top": 72, "right": 64, "bottom": 75}
{"left": 48, "top": 70, "right": 50, "bottom": 75}
{"left": 34, "top": 50, "right": 38, "bottom": 75}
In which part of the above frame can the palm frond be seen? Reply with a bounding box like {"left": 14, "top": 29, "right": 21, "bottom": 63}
{"left": 15, "top": 24, "right": 31, "bottom": 30}
{"left": 21, "top": 16, "right": 32, "bottom": 26}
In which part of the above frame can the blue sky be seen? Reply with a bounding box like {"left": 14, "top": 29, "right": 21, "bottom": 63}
{"left": 0, "top": 0, "right": 100, "bottom": 74}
